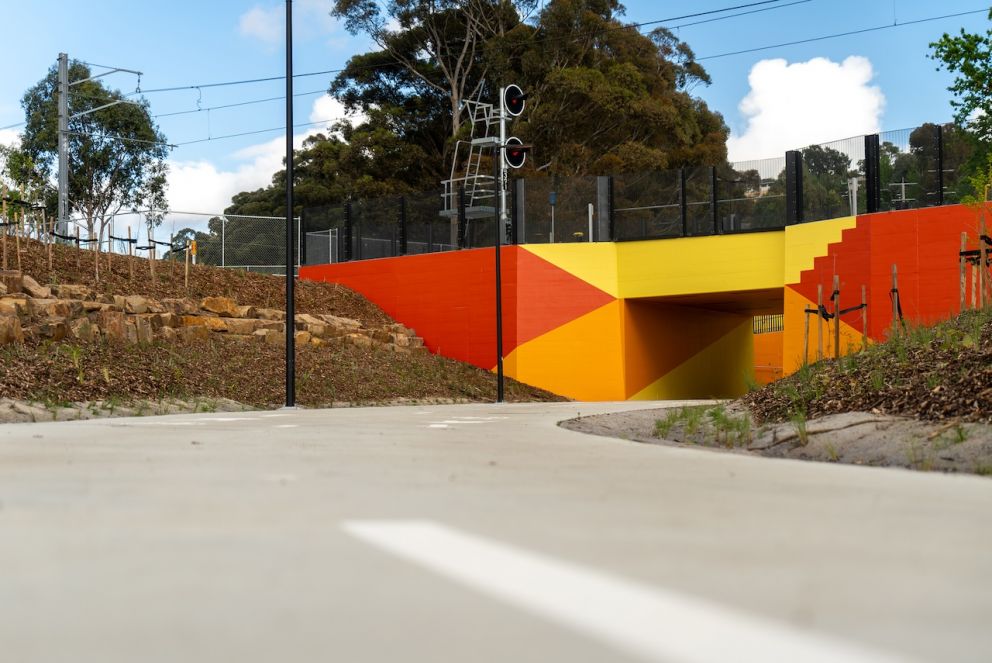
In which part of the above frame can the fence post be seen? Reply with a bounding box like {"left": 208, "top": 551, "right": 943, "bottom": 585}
{"left": 221, "top": 217, "right": 226, "bottom": 267}
{"left": 679, "top": 168, "right": 688, "bottom": 237}
{"left": 607, "top": 176, "right": 615, "bottom": 241}
{"left": 398, "top": 196, "right": 408, "bottom": 255}
{"left": 710, "top": 166, "right": 720, "bottom": 235}
{"left": 343, "top": 201, "right": 353, "bottom": 261}
{"left": 864, "top": 134, "right": 881, "bottom": 213}
{"left": 785, "top": 150, "right": 804, "bottom": 225}
{"left": 936, "top": 124, "right": 945, "bottom": 207}
{"left": 300, "top": 209, "right": 307, "bottom": 266}
{"left": 457, "top": 186, "right": 467, "bottom": 249}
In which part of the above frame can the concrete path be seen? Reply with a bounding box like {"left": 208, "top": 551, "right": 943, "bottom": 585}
{"left": 0, "top": 402, "right": 989, "bottom": 662}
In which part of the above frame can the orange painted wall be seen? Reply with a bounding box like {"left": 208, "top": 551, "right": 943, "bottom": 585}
{"left": 753, "top": 331, "right": 783, "bottom": 385}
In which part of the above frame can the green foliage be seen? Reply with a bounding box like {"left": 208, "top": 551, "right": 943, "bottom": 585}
{"left": 930, "top": 10, "right": 992, "bottom": 143}
{"left": 16, "top": 60, "right": 168, "bottom": 237}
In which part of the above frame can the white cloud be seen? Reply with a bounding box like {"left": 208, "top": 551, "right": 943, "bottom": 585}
{"left": 238, "top": 1, "right": 344, "bottom": 47}
{"left": 238, "top": 6, "right": 283, "bottom": 45}
{"left": 164, "top": 95, "right": 358, "bottom": 228}
{"left": 727, "top": 56, "right": 885, "bottom": 162}
{"left": 0, "top": 129, "right": 19, "bottom": 149}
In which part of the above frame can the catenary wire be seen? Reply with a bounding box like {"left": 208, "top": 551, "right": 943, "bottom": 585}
{"left": 699, "top": 7, "right": 990, "bottom": 60}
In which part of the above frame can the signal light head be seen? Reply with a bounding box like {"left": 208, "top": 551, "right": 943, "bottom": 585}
{"left": 503, "top": 84, "right": 526, "bottom": 117}
{"left": 504, "top": 136, "right": 528, "bottom": 169}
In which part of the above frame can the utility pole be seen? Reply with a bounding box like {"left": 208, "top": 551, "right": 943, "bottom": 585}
{"left": 56, "top": 53, "right": 142, "bottom": 239}
{"left": 57, "top": 53, "right": 69, "bottom": 236}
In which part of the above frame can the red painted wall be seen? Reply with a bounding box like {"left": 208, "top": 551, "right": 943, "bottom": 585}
{"left": 300, "top": 246, "right": 613, "bottom": 370}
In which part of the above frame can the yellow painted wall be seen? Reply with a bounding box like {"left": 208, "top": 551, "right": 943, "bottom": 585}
{"left": 783, "top": 216, "right": 857, "bottom": 284}
{"left": 616, "top": 232, "right": 785, "bottom": 298}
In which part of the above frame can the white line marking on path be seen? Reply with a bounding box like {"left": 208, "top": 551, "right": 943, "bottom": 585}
{"left": 342, "top": 520, "right": 911, "bottom": 663}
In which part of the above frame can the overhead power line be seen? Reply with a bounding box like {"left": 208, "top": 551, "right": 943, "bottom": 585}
{"left": 172, "top": 118, "right": 344, "bottom": 147}
{"left": 699, "top": 7, "right": 991, "bottom": 60}
{"left": 154, "top": 88, "right": 328, "bottom": 119}
{"left": 132, "top": 0, "right": 800, "bottom": 96}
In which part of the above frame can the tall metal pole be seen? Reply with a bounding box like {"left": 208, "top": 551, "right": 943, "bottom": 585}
{"left": 494, "top": 144, "right": 505, "bottom": 403}
{"left": 494, "top": 92, "right": 506, "bottom": 404}
{"left": 57, "top": 53, "right": 69, "bottom": 236}
{"left": 284, "top": 0, "right": 296, "bottom": 408}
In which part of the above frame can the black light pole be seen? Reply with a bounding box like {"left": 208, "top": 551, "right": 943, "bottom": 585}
{"left": 284, "top": 0, "right": 296, "bottom": 408}
{"left": 493, "top": 149, "right": 505, "bottom": 403}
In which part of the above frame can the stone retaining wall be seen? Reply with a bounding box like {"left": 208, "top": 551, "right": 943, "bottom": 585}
{"left": 0, "top": 270, "right": 426, "bottom": 353}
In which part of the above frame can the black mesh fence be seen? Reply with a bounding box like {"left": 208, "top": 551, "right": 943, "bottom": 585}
{"left": 685, "top": 166, "right": 715, "bottom": 237}
{"left": 613, "top": 170, "right": 681, "bottom": 241}
{"left": 879, "top": 126, "right": 938, "bottom": 211}
{"left": 802, "top": 135, "right": 866, "bottom": 222}
{"left": 300, "top": 121, "right": 982, "bottom": 264}
{"left": 721, "top": 157, "right": 787, "bottom": 232}
{"left": 521, "top": 175, "right": 598, "bottom": 243}
{"left": 353, "top": 197, "right": 400, "bottom": 260}
{"left": 406, "top": 189, "right": 453, "bottom": 255}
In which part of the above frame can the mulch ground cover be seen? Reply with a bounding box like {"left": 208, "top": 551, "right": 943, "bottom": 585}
{"left": 743, "top": 307, "right": 992, "bottom": 424}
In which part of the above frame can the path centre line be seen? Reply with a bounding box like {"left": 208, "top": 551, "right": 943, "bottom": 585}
{"left": 342, "top": 520, "right": 912, "bottom": 663}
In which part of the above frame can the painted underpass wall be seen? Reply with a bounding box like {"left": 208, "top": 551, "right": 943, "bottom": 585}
{"left": 300, "top": 204, "right": 987, "bottom": 401}
{"left": 622, "top": 300, "right": 753, "bottom": 400}
{"left": 782, "top": 204, "right": 988, "bottom": 372}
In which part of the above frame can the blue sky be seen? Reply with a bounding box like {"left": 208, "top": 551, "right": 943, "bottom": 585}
{"left": 0, "top": 0, "right": 988, "bottom": 220}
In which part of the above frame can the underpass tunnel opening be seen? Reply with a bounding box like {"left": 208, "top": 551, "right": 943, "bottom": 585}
{"left": 622, "top": 288, "right": 784, "bottom": 400}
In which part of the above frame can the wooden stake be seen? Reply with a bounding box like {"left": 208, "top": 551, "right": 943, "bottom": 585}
{"left": 45, "top": 212, "right": 52, "bottom": 271}
{"left": 980, "top": 215, "right": 988, "bottom": 309}
{"left": 833, "top": 274, "right": 840, "bottom": 359}
{"left": 960, "top": 232, "right": 968, "bottom": 313}
{"left": 75, "top": 227, "right": 80, "bottom": 270}
{"left": 184, "top": 241, "right": 190, "bottom": 290}
{"left": 94, "top": 228, "right": 100, "bottom": 284}
{"left": 127, "top": 227, "right": 134, "bottom": 282}
{"left": 861, "top": 285, "right": 868, "bottom": 351}
{"left": 816, "top": 284, "right": 824, "bottom": 361}
{"left": 972, "top": 256, "right": 978, "bottom": 309}
{"left": 14, "top": 210, "right": 22, "bottom": 273}
{"left": 891, "top": 264, "right": 900, "bottom": 328}
{"left": 802, "top": 307, "right": 810, "bottom": 366}
{"left": 1, "top": 192, "right": 7, "bottom": 272}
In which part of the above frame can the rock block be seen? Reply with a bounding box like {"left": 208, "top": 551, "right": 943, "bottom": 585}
{"left": 224, "top": 318, "right": 261, "bottom": 335}
{"left": 0, "top": 270, "right": 22, "bottom": 294}
{"left": 69, "top": 318, "right": 97, "bottom": 342}
{"left": 232, "top": 305, "right": 256, "bottom": 319}
{"left": 21, "top": 275, "right": 52, "bottom": 299}
{"left": 99, "top": 311, "right": 127, "bottom": 342}
{"left": 158, "top": 326, "right": 178, "bottom": 342}
{"left": 0, "top": 296, "right": 29, "bottom": 317}
{"left": 0, "top": 316, "right": 23, "bottom": 344}
{"left": 201, "top": 296, "right": 239, "bottom": 317}
{"left": 257, "top": 308, "right": 285, "bottom": 321}
{"left": 345, "top": 333, "right": 373, "bottom": 348}
{"left": 180, "top": 315, "right": 228, "bottom": 332}
{"left": 123, "top": 295, "right": 150, "bottom": 314}
{"left": 36, "top": 318, "right": 69, "bottom": 341}
{"left": 53, "top": 284, "right": 92, "bottom": 300}
{"left": 178, "top": 325, "right": 210, "bottom": 343}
